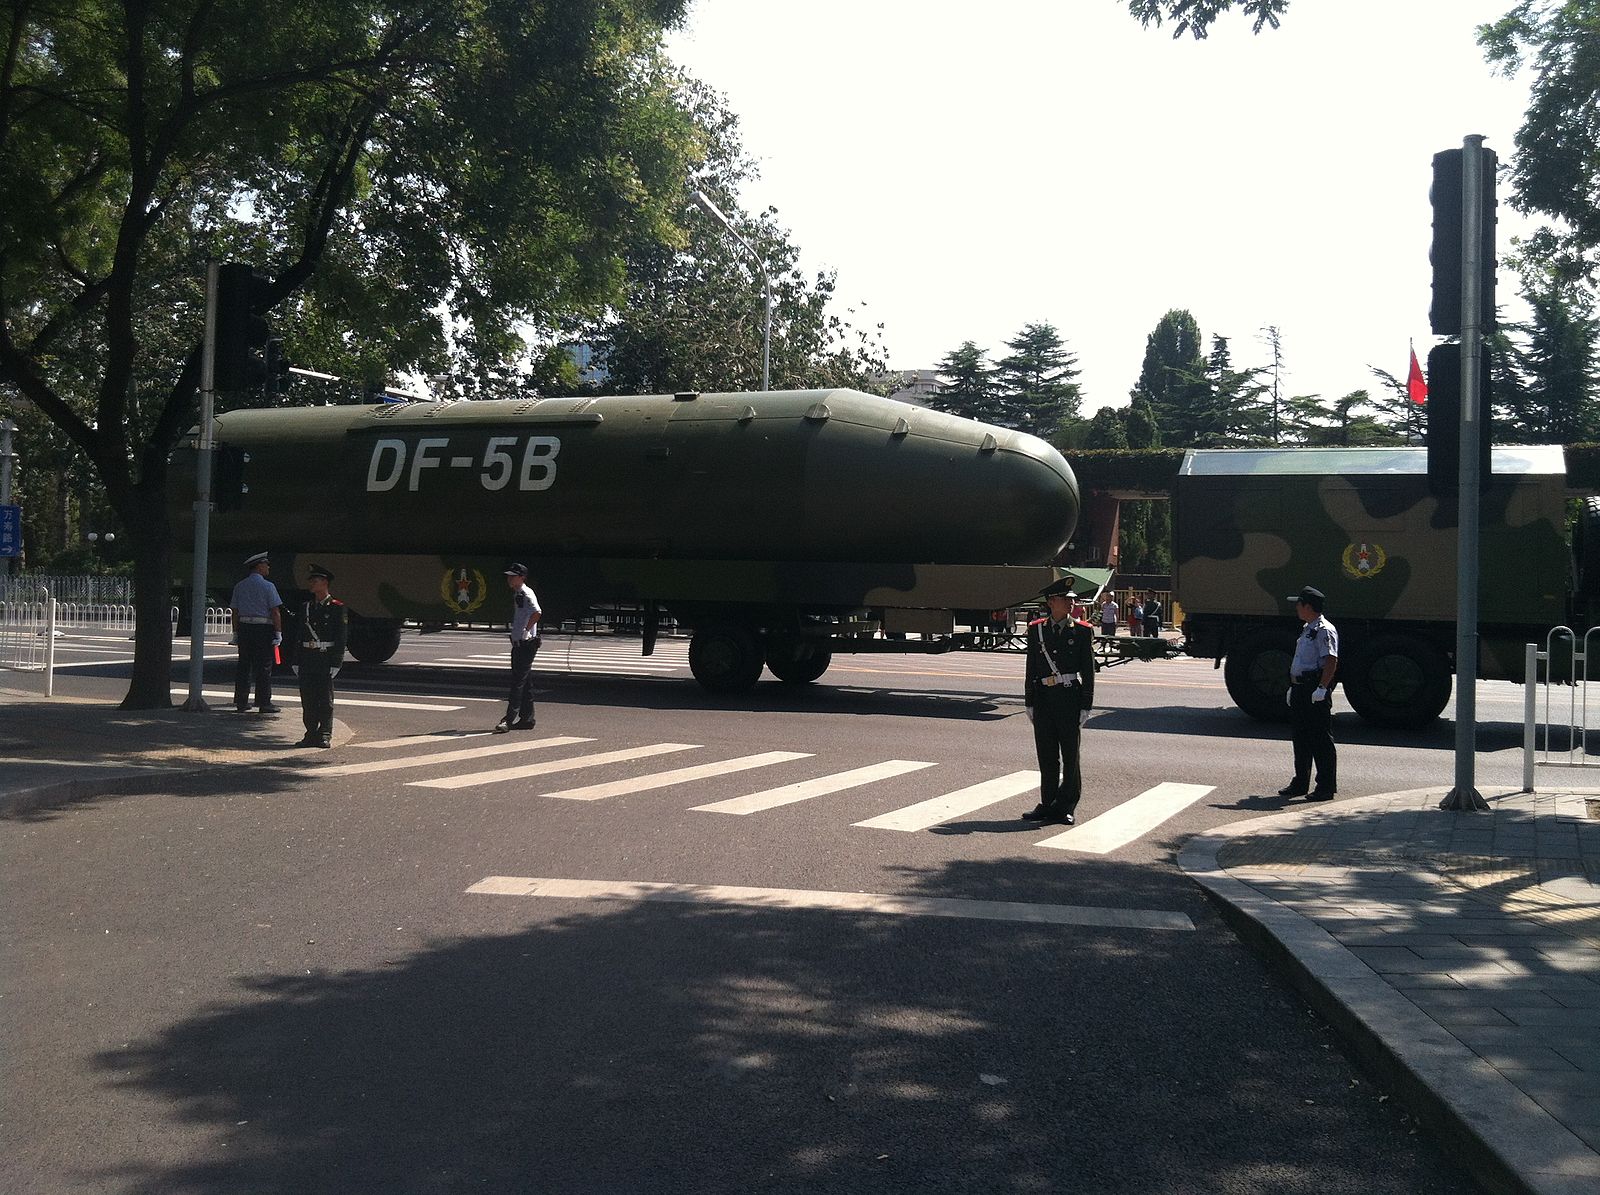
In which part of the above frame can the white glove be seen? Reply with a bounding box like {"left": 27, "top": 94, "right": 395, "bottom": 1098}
{"left": 1312, "top": 686, "right": 1327, "bottom": 703}
{"left": 272, "top": 632, "right": 282, "bottom": 646}
{"left": 1286, "top": 690, "right": 1293, "bottom": 707}
{"left": 1025, "top": 707, "right": 1034, "bottom": 723}
{"left": 1079, "top": 710, "right": 1091, "bottom": 727}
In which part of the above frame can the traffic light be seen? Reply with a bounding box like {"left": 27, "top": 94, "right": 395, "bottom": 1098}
{"left": 213, "top": 263, "right": 271, "bottom": 392}
{"left": 212, "top": 445, "right": 251, "bottom": 512}
{"left": 1429, "top": 148, "right": 1498, "bottom": 337}
{"left": 1425, "top": 343, "right": 1493, "bottom": 497}
{"left": 264, "top": 337, "right": 292, "bottom": 398}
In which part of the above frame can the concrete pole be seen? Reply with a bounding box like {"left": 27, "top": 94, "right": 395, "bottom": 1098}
{"left": 182, "top": 263, "right": 219, "bottom": 712}
{"left": 1442, "top": 135, "right": 1490, "bottom": 812}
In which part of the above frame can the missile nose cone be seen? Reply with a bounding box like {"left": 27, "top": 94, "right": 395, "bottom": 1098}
{"left": 986, "top": 431, "right": 1079, "bottom": 563}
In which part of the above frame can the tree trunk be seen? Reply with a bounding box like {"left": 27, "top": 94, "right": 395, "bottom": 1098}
{"left": 120, "top": 482, "right": 176, "bottom": 709}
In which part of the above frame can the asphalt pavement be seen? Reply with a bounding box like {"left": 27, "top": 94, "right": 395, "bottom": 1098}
{"left": 0, "top": 646, "right": 1593, "bottom": 1195}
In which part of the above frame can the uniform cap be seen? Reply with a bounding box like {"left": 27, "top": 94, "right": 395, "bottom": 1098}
{"left": 306, "top": 564, "right": 334, "bottom": 582}
{"left": 1288, "top": 586, "right": 1325, "bottom": 611}
{"left": 504, "top": 563, "right": 528, "bottom": 577}
{"left": 244, "top": 551, "right": 269, "bottom": 568}
{"left": 1039, "top": 578, "right": 1077, "bottom": 600}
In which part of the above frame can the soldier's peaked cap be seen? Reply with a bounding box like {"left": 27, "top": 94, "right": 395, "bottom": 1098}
{"left": 1288, "top": 585, "right": 1325, "bottom": 611}
{"left": 1039, "top": 578, "right": 1077, "bottom": 599}
{"left": 306, "top": 564, "right": 334, "bottom": 582}
{"left": 244, "top": 551, "right": 269, "bottom": 567}
{"left": 504, "top": 563, "right": 528, "bottom": 577}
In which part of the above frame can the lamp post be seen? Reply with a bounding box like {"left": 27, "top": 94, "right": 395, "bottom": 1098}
{"left": 691, "top": 189, "right": 772, "bottom": 392}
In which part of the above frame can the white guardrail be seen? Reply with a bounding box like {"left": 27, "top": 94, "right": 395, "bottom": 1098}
{"left": 1523, "top": 628, "right": 1600, "bottom": 791}
{"left": 0, "top": 593, "right": 230, "bottom": 695}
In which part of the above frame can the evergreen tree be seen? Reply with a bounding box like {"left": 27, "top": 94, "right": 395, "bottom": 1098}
{"left": 1083, "top": 406, "right": 1129, "bottom": 449}
{"left": 1501, "top": 274, "right": 1600, "bottom": 443}
{"left": 1134, "top": 309, "right": 1206, "bottom": 445}
{"left": 994, "top": 322, "right": 1083, "bottom": 437}
{"left": 1125, "top": 392, "right": 1161, "bottom": 448}
{"left": 1367, "top": 364, "right": 1428, "bottom": 443}
{"left": 931, "top": 341, "right": 998, "bottom": 422}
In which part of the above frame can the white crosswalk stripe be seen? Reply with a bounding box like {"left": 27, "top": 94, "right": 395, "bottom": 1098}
{"left": 408, "top": 742, "right": 703, "bottom": 790}
{"left": 303, "top": 736, "right": 593, "bottom": 778}
{"left": 543, "top": 751, "right": 813, "bottom": 802}
{"left": 852, "top": 771, "right": 1039, "bottom": 832}
{"left": 1035, "top": 782, "right": 1215, "bottom": 854}
{"left": 692, "top": 760, "right": 938, "bottom": 815}
{"left": 168, "top": 687, "right": 464, "bottom": 711}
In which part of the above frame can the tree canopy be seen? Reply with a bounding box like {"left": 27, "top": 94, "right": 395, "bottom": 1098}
{"left": 0, "top": 0, "right": 702, "bottom": 705}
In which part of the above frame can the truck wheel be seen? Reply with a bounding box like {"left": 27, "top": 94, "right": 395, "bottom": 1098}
{"left": 690, "top": 623, "right": 764, "bottom": 693}
{"left": 1223, "top": 628, "right": 1297, "bottom": 723}
{"left": 1574, "top": 496, "right": 1600, "bottom": 602}
{"left": 765, "top": 639, "right": 832, "bottom": 684}
{"left": 346, "top": 617, "right": 403, "bottom": 664}
{"left": 1343, "top": 634, "right": 1451, "bottom": 729}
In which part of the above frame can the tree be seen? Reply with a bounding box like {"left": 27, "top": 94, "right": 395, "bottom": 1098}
{"left": 1083, "top": 407, "right": 1129, "bottom": 449}
{"left": 1133, "top": 309, "right": 1206, "bottom": 445}
{"left": 0, "top": 1, "right": 700, "bottom": 706}
{"left": 1499, "top": 272, "right": 1600, "bottom": 442}
{"left": 1366, "top": 366, "right": 1428, "bottom": 442}
{"left": 931, "top": 341, "right": 998, "bottom": 422}
{"left": 590, "top": 85, "right": 887, "bottom": 396}
{"left": 994, "top": 322, "right": 1084, "bottom": 437}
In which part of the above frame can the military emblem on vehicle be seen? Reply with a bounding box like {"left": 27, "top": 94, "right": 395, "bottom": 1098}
{"left": 1342, "top": 541, "right": 1387, "bottom": 580}
{"left": 441, "top": 566, "right": 489, "bottom": 613}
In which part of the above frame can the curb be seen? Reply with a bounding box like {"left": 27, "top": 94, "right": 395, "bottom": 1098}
{"left": 1181, "top": 806, "right": 1596, "bottom": 1195}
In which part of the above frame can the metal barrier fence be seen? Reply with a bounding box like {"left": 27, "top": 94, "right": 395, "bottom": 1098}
{"left": 1522, "top": 628, "right": 1600, "bottom": 791}
{"left": 0, "top": 574, "right": 133, "bottom": 604}
{"left": 0, "top": 587, "right": 56, "bottom": 695}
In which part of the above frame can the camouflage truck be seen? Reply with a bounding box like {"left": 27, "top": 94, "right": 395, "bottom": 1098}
{"left": 1174, "top": 444, "right": 1586, "bottom": 729}
{"left": 172, "top": 388, "right": 1081, "bottom": 693}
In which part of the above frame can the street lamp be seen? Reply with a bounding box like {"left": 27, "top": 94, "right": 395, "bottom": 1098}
{"left": 691, "top": 189, "right": 773, "bottom": 392}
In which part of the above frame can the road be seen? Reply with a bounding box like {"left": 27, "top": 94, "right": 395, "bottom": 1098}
{"left": 3, "top": 628, "right": 1532, "bottom": 1193}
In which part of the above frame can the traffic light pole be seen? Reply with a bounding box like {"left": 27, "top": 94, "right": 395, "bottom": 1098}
{"left": 182, "top": 263, "right": 219, "bottom": 713}
{"left": 1442, "top": 135, "right": 1490, "bottom": 812}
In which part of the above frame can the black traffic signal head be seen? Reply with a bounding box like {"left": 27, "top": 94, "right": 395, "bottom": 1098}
{"left": 264, "top": 337, "right": 292, "bottom": 398}
{"left": 1425, "top": 343, "right": 1493, "bottom": 497}
{"left": 213, "top": 263, "right": 272, "bottom": 392}
{"left": 1429, "top": 147, "right": 1498, "bottom": 337}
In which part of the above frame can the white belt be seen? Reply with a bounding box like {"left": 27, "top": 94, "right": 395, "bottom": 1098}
{"left": 1040, "top": 672, "right": 1079, "bottom": 687}
{"left": 302, "top": 641, "right": 333, "bottom": 650}
{"left": 238, "top": 616, "right": 273, "bottom": 624}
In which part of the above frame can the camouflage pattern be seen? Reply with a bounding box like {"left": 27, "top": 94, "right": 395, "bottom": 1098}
{"left": 171, "top": 389, "right": 1079, "bottom": 630}
{"left": 1175, "top": 445, "right": 1573, "bottom": 684}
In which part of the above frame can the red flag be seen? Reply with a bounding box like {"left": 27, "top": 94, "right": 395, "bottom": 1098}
{"left": 1406, "top": 347, "right": 1428, "bottom": 405}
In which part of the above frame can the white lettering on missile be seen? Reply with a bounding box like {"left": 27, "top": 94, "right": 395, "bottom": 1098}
{"left": 367, "top": 439, "right": 407, "bottom": 491}
{"left": 520, "top": 436, "right": 560, "bottom": 491}
{"left": 408, "top": 437, "right": 450, "bottom": 491}
{"left": 481, "top": 436, "right": 517, "bottom": 491}
{"left": 450, "top": 456, "right": 472, "bottom": 467}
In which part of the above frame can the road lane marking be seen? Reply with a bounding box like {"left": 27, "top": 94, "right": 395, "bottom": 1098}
{"left": 171, "top": 687, "right": 464, "bottom": 711}
{"left": 409, "top": 742, "right": 702, "bottom": 789}
{"left": 1036, "top": 782, "right": 1217, "bottom": 854}
{"left": 466, "top": 876, "right": 1195, "bottom": 931}
{"left": 303, "top": 736, "right": 593, "bottom": 777}
{"left": 853, "top": 771, "right": 1038, "bottom": 831}
{"left": 354, "top": 731, "right": 494, "bottom": 750}
{"left": 692, "top": 760, "right": 938, "bottom": 815}
{"left": 542, "top": 751, "right": 812, "bottom": 802}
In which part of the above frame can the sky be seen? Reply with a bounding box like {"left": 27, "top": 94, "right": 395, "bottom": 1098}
{"left": 662, "top": 0, "right": 1538, "bottom": 413}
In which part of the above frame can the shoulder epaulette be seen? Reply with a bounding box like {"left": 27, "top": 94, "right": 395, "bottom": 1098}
{"left": 331, "top": 598, "right": 344, "bottom": 605}
{"left": 1074, "top": 618, "right": 1094, "bottom": 629}
{"left": 1028, "top": 616, "right": 1047, "bottom": 627}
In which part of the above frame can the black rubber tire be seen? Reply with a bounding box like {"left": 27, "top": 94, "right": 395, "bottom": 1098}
{"left": 346, "top": 617, "right": 403, "bottom": 664}
{"left": 1573, "top": 496, "right": 1600, "bottom": 610}
{"left": 689, "top": 622, "right": 764, "bottom": 693}
{"left": 1222, "top": 627, "right": 1298, "bottom": 723}
{"left": 1342, "top": 633, "right": 1452, "bottom": 729}
{"left": 765, "top": 639, "right": 833, "bottom": 684}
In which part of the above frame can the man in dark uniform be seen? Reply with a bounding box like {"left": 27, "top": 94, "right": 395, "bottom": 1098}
{"left": 1023, "top": 578, "right": 1098, "bottom": 825}
{"left": 295, "top": 565, "right": 347, "bottom": 749}
{"left": 1279, "top": 585, "right": 1339, "bottom": 800}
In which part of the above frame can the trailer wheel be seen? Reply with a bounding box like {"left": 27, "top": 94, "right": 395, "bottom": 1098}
{"left": 1222, "top": 627, "right": 1297, "bottom": 723}
{"left": 765, "top": 639, "right": 832, "bottom": 685}
{"left": 1342, "top": 634, "right": 1451, "bottom": 729}
{"left": 690, "top": 623, "right": 764, "bottom": 693}
{"left": 346, "top": 617, "right": 403, "bottom": 664}
{"left": 1574, "top": 496, "right": 1600, "bottom": 604}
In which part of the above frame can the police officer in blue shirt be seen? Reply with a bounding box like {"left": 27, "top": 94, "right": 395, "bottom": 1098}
{"left": 229, "top": 551, "right": 283, "bottom": 714}
{"left": 493, "top": 563, "right": 542, "bottom": 733}
{"left": 1279, "top": 585, "right": 1339, "bottom": 800}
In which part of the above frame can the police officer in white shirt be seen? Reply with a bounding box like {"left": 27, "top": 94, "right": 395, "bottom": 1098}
{"left": 229, "top": 551, "right": 283, "bottom": 714}
{"left": 1279, "top": 585, "right": 1339, "bottom": 800}
{"left": 494, "top": 563, "right": 542, "bottom": 733}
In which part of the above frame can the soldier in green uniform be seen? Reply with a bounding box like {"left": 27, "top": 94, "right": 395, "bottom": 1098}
{"left": 1023, "top": 578, "right": 1098, "bottom": 825}
{"left": 295, "top": 564, "right": 347, "bottom": 748}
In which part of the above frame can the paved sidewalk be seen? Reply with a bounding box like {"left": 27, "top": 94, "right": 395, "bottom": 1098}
{"left": 1183, "top": 786, "right": 1600, "bottom": 1195}
{"left": 0, "top": 686, "right": 350, "bottom": 814}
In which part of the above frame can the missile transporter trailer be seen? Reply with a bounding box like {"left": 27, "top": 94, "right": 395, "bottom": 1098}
{"left": 1174, "top": 444, "right": 1590, "bottom": 729}
{"left": 173, "top": 388, "right": 1080, "bottom": 692}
